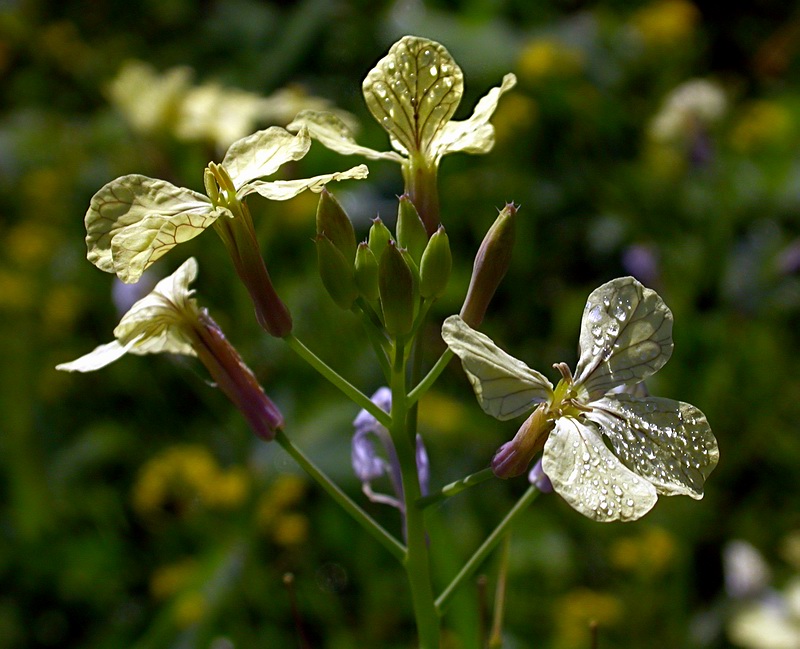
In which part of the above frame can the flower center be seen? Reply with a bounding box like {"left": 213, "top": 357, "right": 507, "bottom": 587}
{"left": 549, "top": 362, "right": 591, "bottom": 420}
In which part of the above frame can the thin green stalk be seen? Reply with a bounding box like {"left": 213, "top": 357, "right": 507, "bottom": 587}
{"left": 275, "top": 429, "right": 405, "bottom": 563}
{"left": 355, "top": 299, "right": 391, "bottom": 381}
{"left": 390, "top": 339, "right": 440, "bottom": 648}
{"left": 487, "top": 534, "right": 511, "bottom": 649}
{"left": 284, "top": 334, "right": 391, "bottom": 428}
{"left": 407, "top": 348, "right": 453, "bottom": 406}
{"left": 436, "top": 485, "right": 539, "bottom": 615}
{"left": 417, "top": 467, "right": 495, "bottom": 509}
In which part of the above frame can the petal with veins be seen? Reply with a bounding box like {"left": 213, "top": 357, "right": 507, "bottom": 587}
{"left": 223, "top": 126, "right": 310, "bottom": 190}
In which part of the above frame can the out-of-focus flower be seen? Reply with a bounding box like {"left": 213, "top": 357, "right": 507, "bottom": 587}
{"left": 289, "top": 36, "right": 516, "bottom": 233}
{"left": 649, "top": 79, "right": 726, "bottom": 146}
{"left": 729, "top": 100, "right": 793, "bottom": 153}
{"left": 352, "top": 387, "right": 430, "bottom": 512}
{"left": 554, "top": 588, "right": 622, "bottom": 649}
{"left": 517, "top": 39, "right": 583, "bottom": 82}
{"left": 57, "top": 258, "right": 284, "bottom": 440}
{"left": 610, "top": 526, "right": 676, "bottom": 574}
{"left": 256, "top": 475, "right": 310, "bottom": 546}
{"left": 630, "top": 0, "right": 699, "bottom": 47}
{"left": 442, "top": 276, "right": 718, "bottom": 522}
{"left": 725, "top": 540, "right": 771, "bottom": 600}
{"left": 150, "top": 558, "right": 198, "bottom": 600}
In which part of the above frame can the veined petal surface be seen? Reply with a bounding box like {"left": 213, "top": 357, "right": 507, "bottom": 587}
{"left": 241, "top": 164, "right": 369, "bottom": 200}
{"left": 287, "top": 111, "right": 404, "bottom": 163}
{"left": 363, "top": 36, "right": 463, "bottom": 157}
{"left": 586, "top": 394, "right": 718, "bottom": 498}
{"left": 442, "top": 315, "right": 553, "bottom": 420}
{"left": 574, "top": 276, "right": 673, "bottom": 397}
{"left": 432, "top": 73, "right": 517, "bottom": 161}
{"left": 85, "top": 175, "right": 212, "bottom": 279}
{"left": 542, "top": 417, "right": 658, "bottom": 522}
{"left": 223, "top": 127, "right": 310, "bottom": 191}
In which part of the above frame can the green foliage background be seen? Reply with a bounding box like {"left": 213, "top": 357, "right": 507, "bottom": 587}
{"left": 2, "top": 0, "right": 800, "bottom": 647}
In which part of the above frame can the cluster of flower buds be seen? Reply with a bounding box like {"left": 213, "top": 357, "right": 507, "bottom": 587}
{"left": 314, "top": 190, "right": 452, "bottom": 338}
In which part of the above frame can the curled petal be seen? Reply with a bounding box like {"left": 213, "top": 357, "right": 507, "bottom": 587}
{"left": 288, "top": 111, "right": 404, "bottom": 163}
{"left": 223, "top": 126, "right": 311, "bottom": 191}
{"left": 85, "top": 175, "right": 214, "bottom": 282}
{"left": 542, "top": 417, "right": 658, "bottom": 522}
{"left": 432, "top": 73, "right": 517, "bottom": 161}
{"left": 586, "top": 394, "right": 718, "bottom": 498}
{"left": 56, "top": 338, "right": 139, "bottom": 373}
{"left": 241, "top": 164, "right": 369, "bottom": 201}
{"left": 442, "top": 315, "right": 553, "bottom": 420}
{"left": 574, "top": 276, "right": 673, "bottom": 397}
{"left": 363, "top": 36, "right": 463, "bottom": 157}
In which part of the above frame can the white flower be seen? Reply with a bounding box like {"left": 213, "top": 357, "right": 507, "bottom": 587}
{"left": 85, "top": 127, "right": 368, "bottom": 284}
{"left": 442, "top": 276, "right": 718, "bottom": 522}
{"left": 650, "top": 78, "right": 726, "bottom": 143}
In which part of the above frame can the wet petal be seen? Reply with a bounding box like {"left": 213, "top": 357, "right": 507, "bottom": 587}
{"left": 574, "top": 276, "right": 673, "bottom": 397}
{"left": 222, "top": 126, "right": 310, "bottom": 190}
{"left": 85, "top": 174, "right": 213, "bottom": 282}
{"left": 586, "top": 394, "right": 718, "bottom": 498}
{"left": 363, "top": 36, "right": 463, "bottom": 158}
{"left": 442, "top": 315, "right": 553, "bottom": 420}
{"left": 241, "top": 164, "right": 369, "bottom": 200}
{"left": 432, "top": 73, "right": 517, "bottom": 161}
{"left": 287, "top": 111, "right": 404, "bottom": 163}
{"left": 542, "top": 417, "right": 657, "bottom": 522}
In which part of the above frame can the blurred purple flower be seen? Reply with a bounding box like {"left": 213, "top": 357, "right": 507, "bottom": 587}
{"left": 622, "top": 243, "right": 660, "bottom": 286}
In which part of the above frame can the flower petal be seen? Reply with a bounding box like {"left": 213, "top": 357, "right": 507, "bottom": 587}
{"left": 574, "top": 276, "right": 673, "bottom": 396}
{"left": 586, "top": 394, "right": 718, "bottom": 498}
{"left": 113, "top": 257, "right": 200, "bottom": 357}
{"left": 241, "top": 164, "right": 369, "bottom": 201}
{"left": 431, "top": 73, "right": 517, "bottom": 161}
{"left": 542, "top": 417, "right": 658, "bottom": 522}
{"left": 223, "top": 126, "right": 310, "bottom": 190}
{"left": 287, "top": 111, "right": 404, "bottom": 163}
{"left": 362, "top": 36, "right": 463, "bottom": 158}
{"left": 85, "top": 175, "right": 213, "bottom": 281}
{"left": 56, "top": 338, "right": 138, "bottom": 372}
{"left": 442, "top": 315, "right": 553, "bottom": 420}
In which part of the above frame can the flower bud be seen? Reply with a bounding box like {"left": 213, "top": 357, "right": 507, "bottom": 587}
{"left": 354, "top": 242, "right": 380, "bottom": 302}
{"left": 368, "top": 217, "right": 392, "bottom": 260}
{"left": 419, "top": 225, "right": 452, "bottom": 299}
{"left": 491, "top": 403, "right": 552, "bottom": 479}
{"left": 316, "top": 188, "right": 356, "bottom": 261}
{"left": 460, "top": 203, "right": 518, "bottom": 327}
{"left": 316, "top": 234, "right": 358, "bottom": 310}
{"left": 379, "top": 241, "right": 416, "bottom": 337}
{"left": 396, "top": 194, "right": 428, "bottom": 263}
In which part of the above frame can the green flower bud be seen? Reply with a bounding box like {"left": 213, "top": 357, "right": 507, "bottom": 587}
{"left": 379, "top": 241, "right": 416, "bottom": 337}
{"left": 316, "top": 188, "right": 356, "bottom": 261}
{"left": 460, "top": 203, "right": 518, "bottom": 327}
{"left": 316, "top": 234, "right": 358, "bottom": 310}
{"left": 354, "top": 242, "right": 380, "bottom": 302}
{"left": 368, "top": 217, "right": 392, "bottom": 260}
{"left": 419, "top": 225, "right": 452, "bottom": 299}
{"left": 396, "top": 194, "right": 428, "bottom": 263}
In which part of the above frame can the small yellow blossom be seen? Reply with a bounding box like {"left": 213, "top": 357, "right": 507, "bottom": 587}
{"left": 729, "top": 100, "right": 793, "bottom": 152}
{"left": 554, "top": 588, "right": 623, "bottom": 649}
{"left": 173, "top": 591, "right": 207, "bottom": 628}
{"left": 256, "top": 474, "right": 307, "bottom": 530}
{"left": 150, "top": 558, "right": 198, "bottom": 600}
{"left": 271, "top": 513, "right": 310, "bottom": 547}
{"left": 518, "top": 39, "right": 583, "bottom": 82}
{"left": 631, "top": 0, "right": 699, "bottom": 47}
{"left": 202, "top": 467, "right": 250, "bottom": 509}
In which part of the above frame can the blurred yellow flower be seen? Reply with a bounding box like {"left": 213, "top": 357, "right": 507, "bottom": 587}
{"left": 271, "top": 513, "right": 310, "bottom": 547}
{"left": 610, "top": 526, "right": 676, "bottom": 574}
{"left": 490, "top": 94, "right": 538, "bottom": 144}
{"left": 518, "top": 39, "right": 583, "bottom": 82}
{"left": 729, "top": 100, "right": 793, "bottom": 152}
{"left": 0, "top": 269, "right": 35, "bottom": 311}
{"left": 631, "top": 0, "right": 699, "bottom": 47}
{"left": 256, "top": 474, "right": 307, "bottom": 529}
{"left": 150, "top": 558, "right": 198, "bottom": 600}
{"left": 173, "top": 591, "right": 207, "bottom": 628}
{"left": 132, "top": 444, "right": 250, "bottom": 517}
{"left": 42, "top": 285, "right": 83, "bottom": 336}
{"left": 5, "top": 221, "right": 57, "bottom": 267}
{"left": 554, "top": 588, "right": 622, "bottom": 649}
{"left": 418, "top": 391, "right": 470, "bottom": 437}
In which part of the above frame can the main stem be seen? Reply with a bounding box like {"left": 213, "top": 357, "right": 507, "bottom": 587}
{"left": 391, "top": 338, "right": 440, "bottom": 648}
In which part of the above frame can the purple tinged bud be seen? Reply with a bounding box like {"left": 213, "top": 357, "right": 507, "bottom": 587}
{"left": 416, "top": 434, "right": 430, "bottom": 497}
{"left": 460, "top": 203, "right": 518, "bottom": 327}
{"left": 528, "top": 459, "right": 553, "bottom": 493}
{"left": 191, "top": 309, "right": 283, "bottom": 440}
{"left": 491, "top": 404, "right": 553, "bottom": 479}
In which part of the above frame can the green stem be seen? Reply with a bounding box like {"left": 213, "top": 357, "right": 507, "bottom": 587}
{"left": 390, "top": 339, "right": 440, "bottom": 648}
{"left": 416, "top": 467, "right": 495, "bottom": 509}
{"left": 408, "top": 349, "right": 453, "bottom": 406}
{"left": 284, "top": 334, "right": 391, "bottom": 429}
{"left": 275, "top": 429, "right": 405, "bottom": 563}
{"left": 435, "top": 485, "right": 539, "bottom": 615}
{"left": 355, "top": 298, "right": 391, "bottom": 381}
